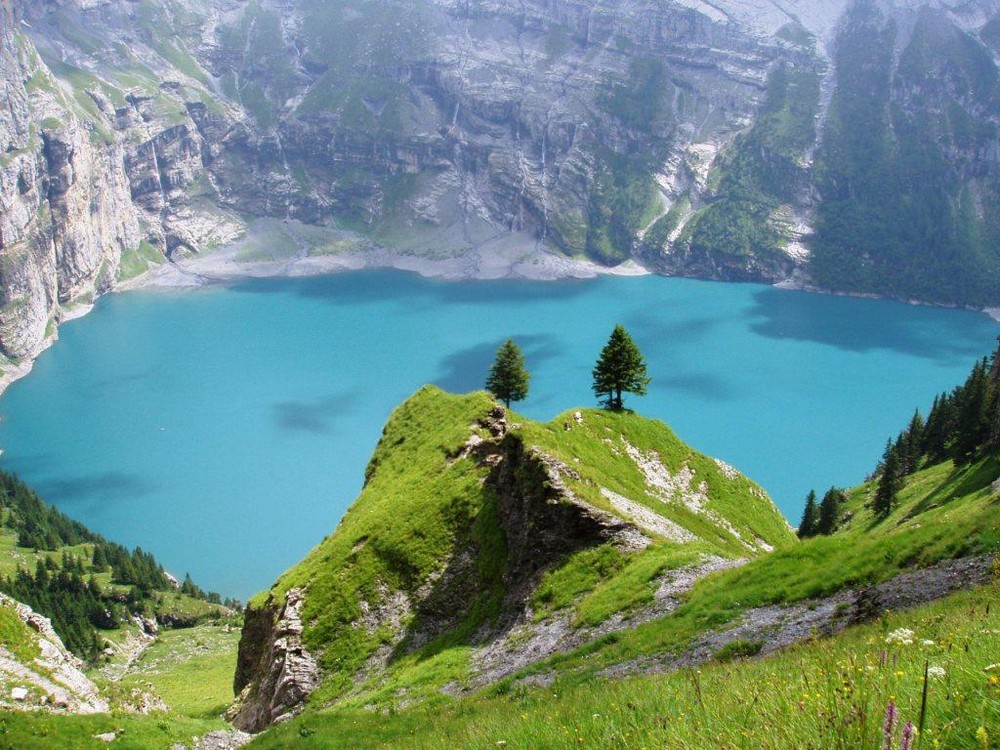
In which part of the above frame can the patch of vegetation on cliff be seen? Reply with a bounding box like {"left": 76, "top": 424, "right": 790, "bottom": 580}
{"left": 584, "top": 149, "right": 662, "bottom": 264}
{"left": 810, "top": 3, "right": 1000, "bottom": 305}
{"left": 517, "top": 408, "right": 795, "bottom": 555}
{"left": 259, "top": 387, "right": 503, "bottom": 698}
{"left": 0, "top": 601, "right": 41, "bottom": 664}
{"left": 118, "top": 241, "right": 164, "bottom": 282}
{"left": 676, "top": 63, "right": 821, "bottom": 268}
{"left": 216, "top": 0, "right": 300, "bottom": 129}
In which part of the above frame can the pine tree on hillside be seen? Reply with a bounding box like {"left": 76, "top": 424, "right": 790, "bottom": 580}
{"left": 954, "top": 359, "right": 990, "bottom": 464}
{"left": 485, "top": 339, "right": 530, "bottom": 407}
{"left": 897, "top": 410, "right": 924, "bottom": 476}
{"left": 873, "top": 443, "right": 901, "bottom": 518}
{"left": 817, "top": 487, "right": 845, "bottom": 535}
{"left": 797, "top": 490, "right": 818, "bottom": 538}
{"left": 592, "top": 324, "right": 651, "bottom": 412}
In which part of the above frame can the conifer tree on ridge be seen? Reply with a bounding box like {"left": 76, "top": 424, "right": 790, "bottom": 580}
{"left": 592, "top": 324, "right": 651, "bottom": 412}
{"left": 485, "top": 339, "right": 530, "bottom": 407}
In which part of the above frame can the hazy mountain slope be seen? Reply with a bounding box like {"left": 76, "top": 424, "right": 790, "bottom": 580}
{"left": 3, "top": 0, "right": 1000, "bottom": 379}
{"left": 811, "top": 0, "right": 1000, "bottom": 306}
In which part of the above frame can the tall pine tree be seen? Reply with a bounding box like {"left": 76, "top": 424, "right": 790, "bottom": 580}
{"left": 797, "top": 490, "right": 818, "bottom": 538}
{"left": 873, "top": 442, "right": 901, "bottom": 518}
{"left": 592, "top": 325, "right": 651, "bottom": 411}
{"left": 817, "top": 487, "right": 846, "bottom": 535}
{"left": 485, "top": 339, "right": 530, "bottom": 407}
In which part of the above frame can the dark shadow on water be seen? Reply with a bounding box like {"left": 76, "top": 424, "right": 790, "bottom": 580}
{"left": 749, "top": 288, "right": 997, "bottom": 363}
{"left": 91, "top": 369, "right": 153, "bottom": 391}
{"left": 434, "top": 334, "right": 564, "bottom": 393}
{"left": 229, "top": 269, "right": 596, "bottom": 308}
{"left": 272, "top": 392, "right": 357, "bottom": 435}
{"left": 623, "top": 312, "right": 721, "bottom": 346}
{"left": 653, "top": 373, "right": 736, "bottom": 401}
{"left": 36, "top": 472, "right": 156, "bottom": 503}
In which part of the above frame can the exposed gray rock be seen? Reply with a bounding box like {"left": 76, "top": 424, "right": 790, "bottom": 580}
{"left": 600, "top": 554, "right": 995, "bottom": 680}
{"left": 230, "top": 588, "right": 319, "bottom": 733}
{"left": 0, "top": 592, "right": 109, "bottom": 714}
{"left": 170, "top": 730, "right": 253, "bottom": 750}
{"left": 471, "top": 555, "right": 745, "bottom": 687}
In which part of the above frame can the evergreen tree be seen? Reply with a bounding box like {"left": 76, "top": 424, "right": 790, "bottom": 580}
{"left": 954, "top": 359, "right": 990, "bottom": 463}
{"left": 899, "top": 410, "right": 924, "bottom": 475}
{"left": 485, "top": 339, "right": 530, "bottom": 407}
{"left": 923, "top": 392, "right": 956, "bottom": 460}
{"left": 797, "top": 490, "right": 818, "bottom": 538}
{"left": 91, "top": 545, "right": 108, "bottom": 572}
{"left": 873, "top": 443, "right": 901, "bottom": 518}
{"left": 817, "top": 487, "right": 845, "bottom": 535}
{"left": 592, "top": 325, "right": 651, "bottom": 411}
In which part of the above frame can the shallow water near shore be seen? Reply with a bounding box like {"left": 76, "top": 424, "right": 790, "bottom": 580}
{"left": 0, "top": 270, "right": 995, "bottom": 598}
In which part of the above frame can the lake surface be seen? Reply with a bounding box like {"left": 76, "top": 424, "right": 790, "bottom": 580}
{"left": 0, "top": 271, "right": 995, "bottom": 598}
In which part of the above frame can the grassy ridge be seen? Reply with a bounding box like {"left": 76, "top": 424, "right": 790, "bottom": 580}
{"left": 260, "top": 387, "right": 501, "bottom": 701}
{"left": 246, "top": 582, "right": 1000, "bottom": 749}
{"left": 246, "top": 387, "right": 796, "bottom": 711}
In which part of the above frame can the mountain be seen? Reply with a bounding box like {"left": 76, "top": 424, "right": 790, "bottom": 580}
{"left": 229, "top": 383, "right": 1000, "bottom": 746}
{"left": 3, "top": 0, "right": 1000, "bottom": 381}
{"left": 228, "top": 386, "right": 796, "bottom": 730}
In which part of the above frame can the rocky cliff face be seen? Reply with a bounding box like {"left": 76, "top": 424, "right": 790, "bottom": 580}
{"left": 2, "top": 0, "right": 1000, "bottom": 374}
{"left": 0, "top": 0, "right": 243, "bottom": 370}
{"left": 0, "top": 593, "right": 109, "bottom": 714}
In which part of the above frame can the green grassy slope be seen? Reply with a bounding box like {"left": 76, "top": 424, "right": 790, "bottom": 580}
{"left": 238, "top": 384, "right": 999, "bottom": 749}
{"left": 248, "top": 581, "right": 1000, "bottom": 750}
{"left": 242, "top": 386, "right": 796, "bottom": 711}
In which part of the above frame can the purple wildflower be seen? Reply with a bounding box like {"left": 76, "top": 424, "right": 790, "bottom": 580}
{"left": 900, "top": 721, "right": 915, "bottom": 750}
{"left": 882, "top": 700, "right": 898, "bottom": 750}
{"left": 880, "top": 649, "right": 888, "bottom": 668}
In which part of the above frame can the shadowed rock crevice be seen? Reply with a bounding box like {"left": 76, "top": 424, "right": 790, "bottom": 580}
{"left": 230, "top": 589, "right": 318, "bottom": 733}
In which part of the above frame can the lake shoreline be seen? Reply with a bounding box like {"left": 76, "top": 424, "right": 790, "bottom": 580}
{"left": 3, "top": 218, "right": 998, "bottom": 400}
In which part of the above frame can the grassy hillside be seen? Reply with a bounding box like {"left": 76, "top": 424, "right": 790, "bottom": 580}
{"left": 240, "top": 386, "right": 794, "bottom": 713}
{"left": 237, "top": 379, "right": 999, "bottom": 749}
{"left": 249, "top": 582, "right": 1000, "bottom": 750}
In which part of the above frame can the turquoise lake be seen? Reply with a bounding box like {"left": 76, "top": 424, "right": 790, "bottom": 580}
{"left": 0, "top": 271, "right": 996, "bottom": 599}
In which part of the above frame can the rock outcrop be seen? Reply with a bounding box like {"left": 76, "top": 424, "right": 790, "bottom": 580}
{"left": 0, "top": 593, "right": 109, "bottom": 713}
{"left": 230, "top": 588, "right": 319, "bottom": 733}
{"left": 0, "top": 1, "right": 243, "bottom": 373}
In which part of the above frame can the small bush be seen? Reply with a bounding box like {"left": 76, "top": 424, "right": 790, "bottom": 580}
{"left": 714, "top": 638, "right": 764, "bottom": 662}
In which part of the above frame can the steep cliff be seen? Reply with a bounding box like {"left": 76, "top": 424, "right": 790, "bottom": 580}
{"left": 0, "top": 0, "right": 243, "bottom": 373}
{"left": 3, "top": 0, "right": 1000, "bottom": 378}
{"left": 230, "top": 387, "right": 794, "bottom": 731}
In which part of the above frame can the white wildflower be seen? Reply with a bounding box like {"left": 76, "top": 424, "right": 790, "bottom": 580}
{"left": 927, "top": 666, "right": 946, "bottom": 679}
{"left": 886, "top": 628, "right": 916, "bottom": 646}
{"left": 921, "top": 639, "right": 935, "bottom": 647}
